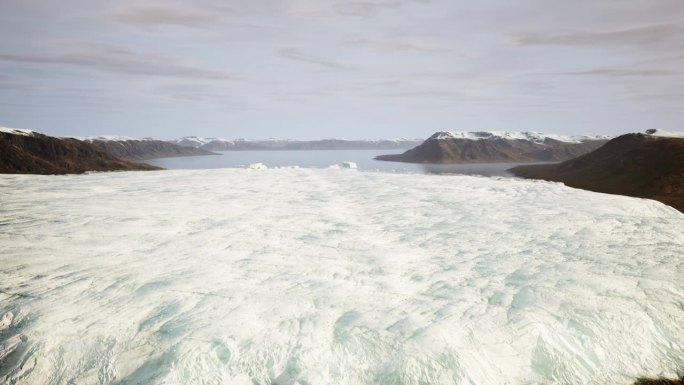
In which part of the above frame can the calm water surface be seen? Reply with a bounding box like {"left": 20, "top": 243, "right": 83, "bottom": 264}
{"left": 146, "top": 150, "right": 538, "bottom": 177}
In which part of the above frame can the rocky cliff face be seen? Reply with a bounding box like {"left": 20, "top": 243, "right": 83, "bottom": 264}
{"left": 376, "top": 131, "right": 609, "bottom": 164}
{"left": 84, "top": 139, "right": 215, "bottom": 160}
{"left": 0, "top": 129, "right": 160, "bottom": 174}
{"left": 510, "top": 133, "right": 684, "bottom": 212}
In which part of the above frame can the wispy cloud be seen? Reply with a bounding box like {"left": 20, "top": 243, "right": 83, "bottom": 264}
{"left": 334, "top": 0, "right": 428, "bottom": 17}
{"left": 515, "top": 24, "right": 682, "bottom": 47}
{"left": 111, "top": 4, "right": 223, "bottom": 28}
{"left": 0, "top": 43, "right": 232, "bottom": 80}
{"left": 342, "top": 37, "right": 445, "bottom": 53}
{"left": 556, "top": 68, "right": 678, "bottom": 77}
{"left": 277, "top": 47, "right": 357, "bottom": 70}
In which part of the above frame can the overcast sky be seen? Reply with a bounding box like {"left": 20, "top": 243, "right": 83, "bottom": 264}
{"left": 1, "top": 0, "right": 682, "bottom": 139}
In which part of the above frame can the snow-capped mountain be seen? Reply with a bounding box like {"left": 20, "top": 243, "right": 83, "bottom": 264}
{"left": 376, "top": 130, "right": 611, "bottom": 164}
{"left": 170, "top": 137, "right": 423, "bottom": 151}
{"left": 428, "top": 131, "right": 611, "bottom": 143}
{"left": 77, "top": 136, "right": 215, "bottom": 160}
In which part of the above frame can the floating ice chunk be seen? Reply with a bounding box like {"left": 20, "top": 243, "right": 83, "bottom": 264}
{"left": 246, "top": 162, "right": 268, "bottom": 169}
{"left": 329, "top": 162, "right": 358, "bottom": 170}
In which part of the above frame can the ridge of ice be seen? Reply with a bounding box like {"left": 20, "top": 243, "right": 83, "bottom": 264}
{"left": 428, "top": 131, "right": 611, "bottom": 143}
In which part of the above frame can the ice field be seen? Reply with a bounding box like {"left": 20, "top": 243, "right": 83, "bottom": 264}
{"left": 0, "top": 169, "right": 683, "bottom": 385}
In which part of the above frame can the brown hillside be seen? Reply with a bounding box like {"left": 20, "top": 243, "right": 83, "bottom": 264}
{"left": 510, "top": 133, "right": 684, "bottom": 213}
{"left": 0, "top": 131, "right": 160, "bottom": 174}
{"left": 376, "top": 136, "right": 607, "bottom": 164}
{"left": 86, "top": 139, "right": 215, "bottom": 160}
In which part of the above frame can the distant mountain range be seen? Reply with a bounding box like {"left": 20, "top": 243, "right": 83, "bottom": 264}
{"left": 376, "top": 131, "right": 611, "bottom": 164}
{"left": 170, "top": 137, "right": 423, "bottom": 151}
{"left": 78, "top": 136, "right": 215, "bottom": 160}
{"left": 0, "top": 128, "right": 159, "bottom": 174}
{"left": 510, "top": 129, "right": 684, "bottom": 213}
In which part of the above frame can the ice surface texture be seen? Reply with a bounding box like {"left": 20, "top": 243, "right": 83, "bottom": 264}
{"left": 0, "top": 169, "right": 682, "bottom": 385}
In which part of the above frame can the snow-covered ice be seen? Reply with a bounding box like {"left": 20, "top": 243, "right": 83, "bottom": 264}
{"left": 0, "top": 169, "right": 682, "bottom": 385}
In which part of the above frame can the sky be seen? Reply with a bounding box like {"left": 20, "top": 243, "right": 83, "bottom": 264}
{"left": 0, "top": 0, "right": 683, "bottom": 140}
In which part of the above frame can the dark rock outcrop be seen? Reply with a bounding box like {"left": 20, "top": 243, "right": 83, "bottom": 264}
{"left": 376, "top": 132, "right": 608, "bottom": 164}
{"left": 0, "top": 130, "right": 160, "bottom": 174}
{"left": 84, "top": 139, "right": 215, "bottom": 160}
{"left": 510, "top": 133, "right": 684, "bottom": 212}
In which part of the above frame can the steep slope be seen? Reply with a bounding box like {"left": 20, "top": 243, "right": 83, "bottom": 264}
{"left": 375, "top": 131, "right": 609, "bottom": 163}
{"left": 0, "top": 128, "right": 160, "bottom": 174}
{"left": 82, "top": 137, "right": 215, "bottom": 160}
{"left": 510, "top": 131, "right": 684, "bottom": 212}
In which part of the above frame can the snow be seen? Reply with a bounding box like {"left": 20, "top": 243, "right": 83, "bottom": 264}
{"left": 645, "top": 129, "right": 684, "bottom": 138}
{"left": 77, "top": 135, "right": 154, "bottom": 142}
{"left": 0, "top": 126, "right": 36, "bottom": 136}
{"left": 247, "top": 162, "right": 268, "bottom": 169}
{"left": 0, "top": 169, "right": 682, "bottom": 385}
{"left": 429, "top": 131, "right": 611, "bottom": 143}
{"left": 172, "top": 136, "right": 232, "bottom": 146}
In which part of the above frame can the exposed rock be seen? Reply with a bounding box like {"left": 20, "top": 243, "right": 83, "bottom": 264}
{"left": 0, "top": 129, "right": 160, "bottom": 174}
{"left": 83, "top": 138, "right": 215, "bottom": 160}
{"left": 375, "top": 131, "right": 608, "bottom": 163}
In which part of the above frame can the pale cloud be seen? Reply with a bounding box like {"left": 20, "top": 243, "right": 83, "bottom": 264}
{"left": 277, "top": 47, "right": 357, "bottom": 70}
{"left": 0, "top": 43, "right": 232, "bottom": 80}
{"left": 556, "top": 68, "right": 678, "bottom": 77}
{"left": 515, "top": 23, "right": 682, "bottom": 47}
{"left": 342, "top": 37, "right": 446, "bottom": 53}
{"left": 333, "top": 0, "right": 429, "bottom": 17}
{"left": 111, "top": 4, "right": 223, "bottom": 28}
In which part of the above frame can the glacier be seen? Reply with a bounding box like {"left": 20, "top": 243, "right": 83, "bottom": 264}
{"left": 0, "top": 169, "right": 682, "bottom": 385}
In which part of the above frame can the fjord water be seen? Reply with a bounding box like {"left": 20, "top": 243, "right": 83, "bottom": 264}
{"left": 145, "top": 149, "right": 529, "bottom": 177}
{"left": 1, "top": 168, "right": 682, "bottom": 385}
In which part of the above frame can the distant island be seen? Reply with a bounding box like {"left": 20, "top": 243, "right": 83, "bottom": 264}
{"left": 375, "top": 131, "right": 610, "bottom": 164}
{"left": 510, "top": 129, "right": 684, "bottom": 213}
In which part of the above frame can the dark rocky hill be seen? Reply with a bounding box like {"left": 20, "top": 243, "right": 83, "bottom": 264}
{"left": 0, "top": 129, "right": 160, "bottom": 174}
{"left": 510, "top": 132, "right": 684, "bottom": 212}
{"left": 376, "top": 131, "right": 609, "bottom": 164}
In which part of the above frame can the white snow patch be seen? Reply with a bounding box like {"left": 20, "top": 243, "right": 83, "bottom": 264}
{"left": 77, "top": 135, "right": 154, "bottom": 142}
{"left": 0, "top": 169, "right": 682, "bottom": 385}
{"left": 0, "top": 126, "right": 36, "bottom": 136}
{"left": 429, "top": 131, "right": 611, "bottom": 143}
{"left": 645, "top": 129, "right": 684, "bottom": 138}
{"left": 247, "top": 162, "right": 268, "bottom": 169}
